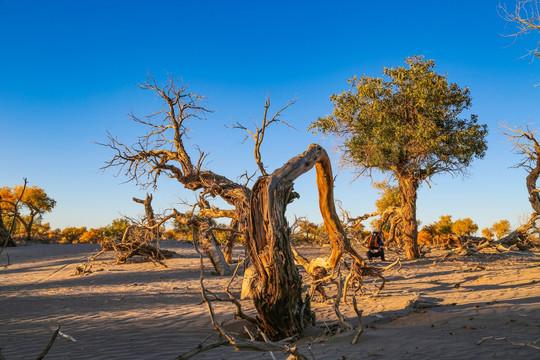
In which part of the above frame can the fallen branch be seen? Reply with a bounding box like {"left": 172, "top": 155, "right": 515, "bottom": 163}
{"left": 176, "top": 337, "right": 229, "bottom": 360}
{"left": 477, "top": 336, "right": 540, "bottom": 350}
{"left": 36, "top": 326, "right": 60, "bottom": 360}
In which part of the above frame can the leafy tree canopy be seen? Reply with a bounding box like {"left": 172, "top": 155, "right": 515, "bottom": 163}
{"left": 310, "top": 56, "right": 488, "bottom": 182}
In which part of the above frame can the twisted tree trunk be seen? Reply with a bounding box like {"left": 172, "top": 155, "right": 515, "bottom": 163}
{"left": 376, "top": 206, "right": 402, "bottom": 245}
{"left": 246, "top": 144, "right": 365, "bottom": 340}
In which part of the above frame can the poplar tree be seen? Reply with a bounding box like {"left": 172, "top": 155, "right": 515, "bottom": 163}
{"left": 310, "top": 56, "right": 488, "bottom": 258}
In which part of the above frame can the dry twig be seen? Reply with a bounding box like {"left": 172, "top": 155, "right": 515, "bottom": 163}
{"left": 477, "top": 336, "right": 540, "bottom": 350}
{"left": 36, "top": 326, "right": 60, "bottom": 360}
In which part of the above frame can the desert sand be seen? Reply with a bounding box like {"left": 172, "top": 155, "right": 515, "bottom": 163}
{"left": 1, "top": 241, "right": 539, "bottom": 359}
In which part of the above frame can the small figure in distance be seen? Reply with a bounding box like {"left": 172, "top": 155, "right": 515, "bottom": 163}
{"left": 365, "top": 231, "right": 386, "bottom": 262}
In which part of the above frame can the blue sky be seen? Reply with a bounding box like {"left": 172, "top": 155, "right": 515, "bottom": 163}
{"left": 1, "top": 0, "right": 539, "bottom": 233}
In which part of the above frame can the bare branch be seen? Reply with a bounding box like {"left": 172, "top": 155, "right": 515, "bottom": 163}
{"left": 231, "top": 94, "right": 297, "bottom": 175}
{"left": 501, "top": 123, "right": 540, "bottom": 214}
{"left": 499, "top": 0, "right": 540, "bottom": 61}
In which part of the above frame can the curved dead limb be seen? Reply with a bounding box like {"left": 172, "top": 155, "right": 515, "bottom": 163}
{"left": 375, "top": 206, "right": 403, "bottom": 245}
{"left": 247, "top": 144, "right": 387, "bottom": 339}
{"left": 337, "top": 201, "right": 379, "bottom": 229}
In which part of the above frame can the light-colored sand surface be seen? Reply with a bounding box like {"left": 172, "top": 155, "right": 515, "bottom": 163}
{"left": 1, "top": 241, "right": 539, "bottom": 359}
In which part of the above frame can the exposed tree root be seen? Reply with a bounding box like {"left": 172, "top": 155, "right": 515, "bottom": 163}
{"left": 178, "top": 236, "right": 313, "bottom": 360}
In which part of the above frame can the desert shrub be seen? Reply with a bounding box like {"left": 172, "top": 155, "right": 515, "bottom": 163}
{"left": 60, "top": 227, "right": 87, "bottom": 244}
{"left": 79, "top": 228, "right": 103, "bottom": 243}
{"left": 418, "top": 230, "right": 434, "bottom": 246}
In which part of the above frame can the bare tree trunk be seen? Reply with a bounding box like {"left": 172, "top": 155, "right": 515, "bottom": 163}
{"left": 25, "top": 216, "right": 34, "bottom": 242}
{"left": 398, "top": 177, "right": 420, "bottom": 259}
{"left": 175, "top": 212, "right": 232, "bottom": 276}
{"left": 133, "top": 194, "right": 159, "bottom": 238}
{"left": 198, "top": 227, "right": 232, "bottom": 276}
{"left": 224, "top": 219, "right": 238, "bottom": 264}
{"left": 246, "top": 144, "right": 365, "bottom": 340}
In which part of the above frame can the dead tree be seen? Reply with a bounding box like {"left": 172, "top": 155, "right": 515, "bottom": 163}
{"left": 101, "top": 76, "right": 376, "bottom": 340}
{"left": 500, "top": 124, "right": 540, "bottom": 247}
{"left": 499, "top": 0, "right": 540, "bottom": 60}
{"left": 133, "top": 193, "right": 159, "bottom": 238}
{"left": 173, "top": 199, "right": 233, "bottom": 276}
{"left": 75, "top": 214, "right": 178, "bottom": 275}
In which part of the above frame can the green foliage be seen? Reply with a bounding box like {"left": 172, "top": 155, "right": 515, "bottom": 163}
{"left": 310, "top": 56, "right": 488, "bottom": 180}
{"left": 434, "top": 215, "right": 453, "bottom": 235}
{"left": 310, "top": 56, "right": 488, "bottom": 257}
{"left": 103, "top": 218, "right": 130, "bottom": 239}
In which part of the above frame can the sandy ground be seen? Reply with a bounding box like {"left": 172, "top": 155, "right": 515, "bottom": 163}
{"left": 0, "top": 241, "right": 539, "bottom": 360}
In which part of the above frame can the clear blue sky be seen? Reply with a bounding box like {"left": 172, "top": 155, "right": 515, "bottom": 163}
{"left": 1, "top": 0, "right": 539, "bottom": 234}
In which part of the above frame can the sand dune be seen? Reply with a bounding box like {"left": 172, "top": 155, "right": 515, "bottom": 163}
{"left": 1, "top": 241, "right": 538, "bottom": 359}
